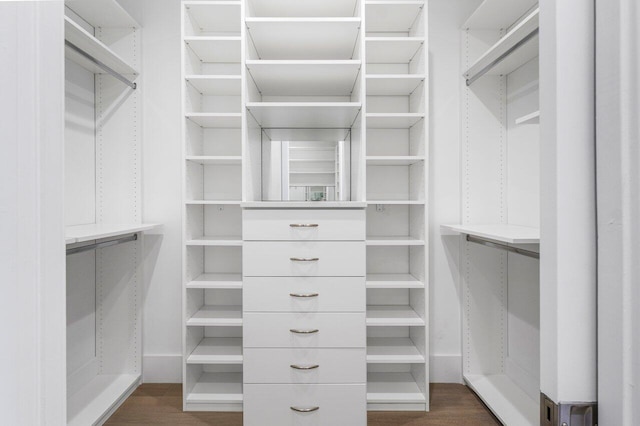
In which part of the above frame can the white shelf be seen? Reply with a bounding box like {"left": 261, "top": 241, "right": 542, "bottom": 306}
{"left": 65, "top": 223, "right": 160, "bottom": 244}
{"left": 366, "top": 236, "right": 425, "bottom": 246}
{"left": 184, "top": 37, "right": 241, "bottom": 62}
{"left": 464, "top": 0, "right": 537, "bottom": 30}
{"left": 366, "top": 200, "right": 425, "bottom": 205}
{"left": 366, "top": 156, "right": 425, "bottom": 166}
{"left": 186, "top": 273, "right": 242, "bottom": 289}
{"left": 186, "top": 75, "right": 241, "bottom": 96}
{"left": 366, "top": 273, "right": 424, "bottom": 288}
{"left": 186, "top": 113, "right": 242, "bottom": 128}
{"left": 247, "top": 0, "right": 359, "bottom": 18}
{"left": 67, "top": 374, "right": 139, "bottom": 426}
{"left": 367, "top": 372, "right": 426, "bottom": 404}
{"left": 290, "top": 171, "right": 335, "bottom": 175}
{"left": 366, "top": 37, "right": 425, "bottom": 63}
{"left": 367, "top": 338, "right": 425, "bottom": 363}
{"left": 515, "top": 110, "right": 540, "bottom": 125}
{"left": 366, "top": 74, "right": 425, "bottom": 96}
{"left": 464, "top": 374, "right": 538, "bottom": 426}
{"left": 187, "top": 338, "right": 243, "bottom": 364}
{"left": 65, "top": 17, "right": 138, "bottom": 77}
{"left": 186, "top": 156, "right": 242, "bottom": 165}
{"left": 65, "top": 0, "right": 140, "bottom": 28}
{"left": 246, "top": 60, "right": 361, "bottom": 96}
{"left": 185, "top": 200, "right": 242, "bottom": 205}
{"left": 441, "top": 224, "right": 540, "bottom": 244}
{"left": 365, "top": 1, "right": 424, "bottom": 33}
{"left": 187, "top": 305, "right": 243, "bottom": 327}
{"left": 366, "top": 113, "right": 424, "bottom": 128}
{"left": 463, "top": 8, "right": 539, "bottom": 84}
{"left": 184, "top": 2, "right": 241, "bottom": 34}
{"left": 246, "top": 18, "right": 361, "bottom": 60}
{"left": 186, "top": 236, "right": 243, "bottom": 246}
{"left": 246, "top": 102, "right": 361, "bottom": 128}
{"left": 366, "top": 305, "right": 425, "bottom": 326}
{"left": 185, "top": 372, "right": 243, "bottom": 404}
{"left": 241, "top": 201, "right": 368, "bottom": 208}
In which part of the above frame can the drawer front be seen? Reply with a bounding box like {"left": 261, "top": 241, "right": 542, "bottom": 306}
{"left": 244, "top": 384, "right": 366, "bottom": 426}
{"left": 243, "top": 208, "right": 365, "bottom": 241}
{"left": 244, "top": 348, "right": 365, "bottom": 384}
{"left": 243, "top": 277, "right": 365, "bottom": 312}
{"left": 244, "top": 312, "right": 365, "bottom": 348}
{"left": 243, "top": 241, "right": 365, "bottom": 277}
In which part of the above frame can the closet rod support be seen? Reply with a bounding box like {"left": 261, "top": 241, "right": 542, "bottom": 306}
{"left": 466, "top": 234, "right": 539, "bottom": 259}
{"left": 65, "top": 41, "right": 137, "bottom": 90}
{"left": 67, "top": 233, "right": 138, "bottom": 256}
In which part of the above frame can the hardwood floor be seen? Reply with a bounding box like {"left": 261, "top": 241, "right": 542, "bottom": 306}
{"left": 105, "top": 383, "right": 500, "bottom": 425}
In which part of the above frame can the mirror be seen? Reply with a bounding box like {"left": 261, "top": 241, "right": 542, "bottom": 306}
{"left": 262, "top": 139, "right": 351, "bottom": 201}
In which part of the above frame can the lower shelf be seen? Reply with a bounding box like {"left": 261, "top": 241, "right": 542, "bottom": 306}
{"left": 187, "top": 338, "right": 243, "bottom": 364}
{"left": 367, "top": 372, "right": 426, "bottom": 404}
{"left": 67, "top": 374, "right": 140, "bottom": 426}
{"left": 367, "top": 337, "right": 425, "bottom": 363}
{"left": 186, "top": 372, "right": 243, "bottom": 404}
{"left": 464, "top": 373, "right": 538, "bottom": 426}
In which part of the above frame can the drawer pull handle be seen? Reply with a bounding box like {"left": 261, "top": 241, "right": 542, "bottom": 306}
{"left": 290, "top": 257, "right": 319, "bottom": 262}
{"left": 290, "top": 406, "right": 320, "bottom": 413}
{"left": 290, "top": 364, "right": 319, "bottom": 370}
{"left": 290, "top": 328, "right": 319, "bottom": 334}
{"left": 290, "top": 224, "right": 319, "bottom": 228}
{"left": 290, "top": 293, "right": 319, "bottom": 298}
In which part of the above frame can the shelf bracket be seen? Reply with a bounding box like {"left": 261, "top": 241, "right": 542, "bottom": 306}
{"left": 66, "top": 233, "right": 138, "bottom": 256}
{"left": 465, "top": 234, "right": 539, "bottom": 259}
{"left": 65, "top": 40, "right": 137, "bottom": 90}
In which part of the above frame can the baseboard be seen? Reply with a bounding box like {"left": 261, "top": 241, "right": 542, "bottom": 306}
{"left": 430, "top": 354, "right": 463, "bottom": 383}
{"left": 143, "top": 354, "right": 182, "bottom": 383}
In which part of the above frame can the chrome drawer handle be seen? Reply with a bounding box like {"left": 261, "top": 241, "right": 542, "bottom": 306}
{"left": 290, "top": 329, "right": 319, "bottom": 334}
{"left": 290, "top": 364, "right": 319, "bottom": 370}
{"left": 290, "top": 257, "right": 319, "bottom": 262}
{"left": 290, "top": 224, "right": 319, "bottom": 228}
{"left": 290, "top": 406, "right": 319, "bottom": 413}
{"left": 290, "top": 293, "right": 319, "bottom": 298}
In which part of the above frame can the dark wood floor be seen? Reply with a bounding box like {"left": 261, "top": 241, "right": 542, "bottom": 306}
{"left": 105, "top": 383, "right": 500, "bottom": 425}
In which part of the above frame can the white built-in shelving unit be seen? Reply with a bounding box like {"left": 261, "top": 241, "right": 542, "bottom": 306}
{"left": 182, "top": 0, "right": 245, "bottom": 412}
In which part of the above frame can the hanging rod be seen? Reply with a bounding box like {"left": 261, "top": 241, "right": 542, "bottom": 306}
{"left": 65, "top": 40, "right": 137, "bottom": 90}
{"left": 66, "top": 233, "right": 138, "bottom": 256}
{"left": 466, "top": 234, "right": 539, "bottom": 259}
{"left": 465, "top": 27, "right": 539, "bottom": 86}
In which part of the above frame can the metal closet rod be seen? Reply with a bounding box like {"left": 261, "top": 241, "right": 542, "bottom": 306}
{"left": 66, "top": 233, "right": 138, "bottom": 256}
{"left": 65, "top": 40, "right": 137, "bottom": 90}
{"left": 466, "top": 234, "right": 539, "bottom": 259}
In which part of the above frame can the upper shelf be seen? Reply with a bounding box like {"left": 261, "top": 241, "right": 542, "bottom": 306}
{"left": 366, "top": 37, "right": 425, "bottom": 64}
{"left": 184, "top": 1, "right": 241, "bottom": 34}
{"left": 464, "top": 0, "right": 537, "bottom": 30}
{"left": 246, "top": 60, "right": 361, "bottom": 96}
{"left": 441, "top": 224, "right": 540, "bottom": 244}
{"left": 185, "top": 75, "right": 241, "bottom": 96}
{"left": 365, "top": 1, "right": 424, "bottom": 33}
{"left": 246, "top": 18, "right": 361, "bottom": 60}
{"left": 246, "top": 102, "right": 361, "bottom": 128}
{"left": 366, "top": 113, "right": 424, "bottom": 128}
{"left": 366, "top": 74, "right": 425, "bottom": 96}
{"left": 65, "top": 17, "right": 138, "bottom": 76}
{"left": 184, "top": 37, "right": 242, "bottom": 63}
{"left": 247, "top": 0, "right": 359, "bottom": 17}
{"left": 463, "top": 7, "right": 539, "bottom": 85}
{"left": 65, "top": 223, "right": 160, "bottom": 245}
{"left": 65, "top": 0, "right": 139, "bottom": 28}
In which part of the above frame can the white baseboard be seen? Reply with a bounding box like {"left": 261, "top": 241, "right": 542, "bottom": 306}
{"left": 430, "top": 354, "right": 463, "bottom": 383}
{"left": 143, "top": 354, "right": 182, "bottom": 383}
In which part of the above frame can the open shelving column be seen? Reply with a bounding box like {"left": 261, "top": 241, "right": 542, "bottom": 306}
{"left": 182, "top": 0, "right": 244, "bottom": 411}
{"left": 363, "top": 0, "right": 429, "bottom": 411}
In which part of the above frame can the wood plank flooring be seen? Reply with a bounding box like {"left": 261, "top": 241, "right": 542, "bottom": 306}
{"left": 105, "top": 383, "right": 500, "bottom": 425}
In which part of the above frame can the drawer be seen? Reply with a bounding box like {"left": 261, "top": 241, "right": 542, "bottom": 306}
{"left": 243, "top": 208, "right": 365, "bottom": 241}
{"left": 244, "top": 384, "right": 366, "bottom": 426}
{"left": 243, "top": 241, "right": 365, "bottom": 277}
{"left": 244, "top": 312, "right": 365, "bottom": 348}
{"left": 243, "top": 277, "right": 365, "bottom": 312}
{"left": 244, "top": 348, "right": 365, "bottom": 384}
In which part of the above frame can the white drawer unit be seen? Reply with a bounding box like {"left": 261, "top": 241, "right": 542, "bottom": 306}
{"left": 244, "top": 312, "right": 366, "bottom": 348}
{"left": 244, "top": 348, "right": 366, "bottom": 384}
{"left": 244, "top": 384, "right": 367, "bottom": 426}
{"left": 243, "top": 241, "right": 366, "bottom": 277}
{"left": 243, "top": 208, "right": 365, "bottom": 241}
{"left": 243, "top": 277, "right": 365, "bottom": 312}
